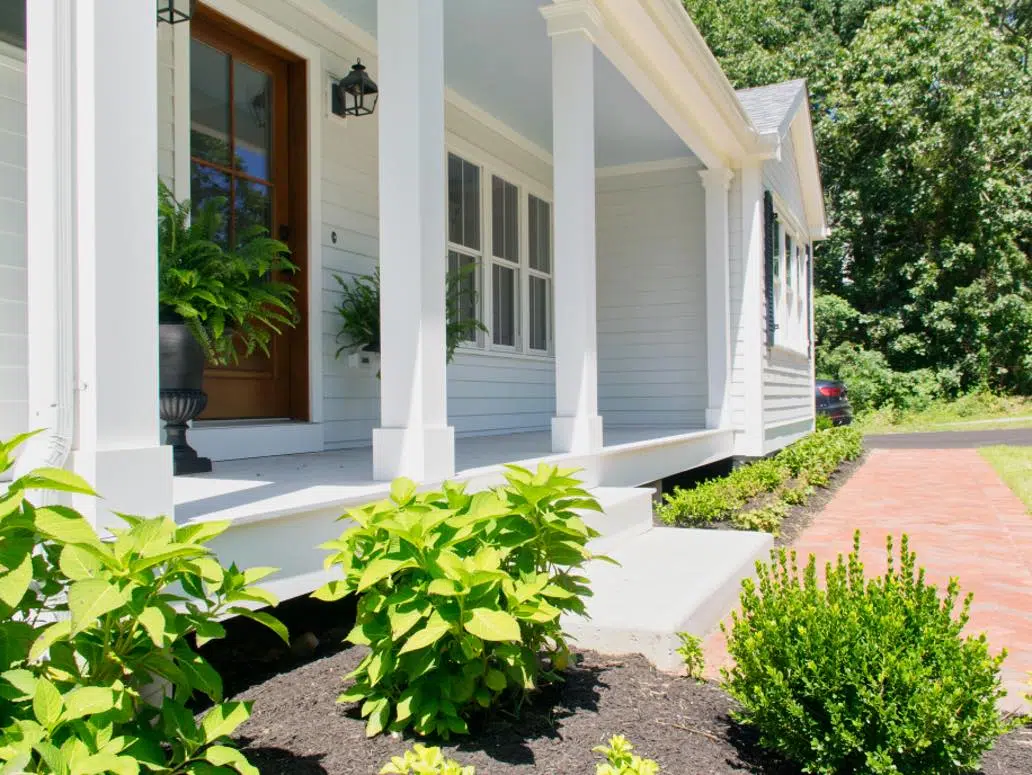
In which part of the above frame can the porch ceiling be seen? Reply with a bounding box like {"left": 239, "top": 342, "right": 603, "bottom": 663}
{"left": 319, "top": 0, "right": 696, "bottom": 167}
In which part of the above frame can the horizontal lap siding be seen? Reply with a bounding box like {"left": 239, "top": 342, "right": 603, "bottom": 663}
{"left": 159, "top": 3, "right": 558, "bottom": 447}
{"left": 0, "top": 46, "right": 26, "bottom": 441}
{"left": 596, "top": 167, "right": 706, "bottom": 430}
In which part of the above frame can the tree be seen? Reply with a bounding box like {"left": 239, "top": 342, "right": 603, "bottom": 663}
{"left": 687, "top": 0, "right": 1032, "bottom": 394}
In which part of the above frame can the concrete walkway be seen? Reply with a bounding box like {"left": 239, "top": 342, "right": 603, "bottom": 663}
{"left": 705, "top": 447, "right": 1032, "bottom": 713}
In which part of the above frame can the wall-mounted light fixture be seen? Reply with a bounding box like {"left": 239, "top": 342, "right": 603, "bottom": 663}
{"left": 157, "top": 0, "right": 196, "bottom": 25}
{"left": 333, "top": 59, "right": 378, "bottom": 118}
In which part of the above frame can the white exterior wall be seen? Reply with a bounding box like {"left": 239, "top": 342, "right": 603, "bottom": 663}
{"left": 762, "top": 132, "right": 814, "bottom": 450}
{"left": 158, "top": 3, "right": 557, "bottom": 450}
{"left": 0, "top": 43, "right": 26, "bottom": 442}
{"left": 596, "top": 166, "right": 707, "bottom": 429}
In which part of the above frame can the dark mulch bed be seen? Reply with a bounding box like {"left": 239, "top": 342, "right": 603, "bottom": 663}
{"left": 227, "top": 643, "right": 1031, "bottom": 775}
{"left": 653, "top": 452, "right": 869, "bottom": 547}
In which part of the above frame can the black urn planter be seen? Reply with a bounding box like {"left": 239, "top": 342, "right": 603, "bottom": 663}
{"left": 159, "top": 321, "right": 213, "bottom": 475}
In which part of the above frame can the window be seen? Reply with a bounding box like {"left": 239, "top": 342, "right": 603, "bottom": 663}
{"left": 528, "top": 195, "right": 552, "bottom": 352}
{"left": 447, "top": 154, "right": 482, "bottom": 343}
{"left": 770, "top": 200, "right": 811, "bottom": 353}
{"left": 0, "top": 1, "right": 25, "bottom": 50}
{"left": 446, "top": 150, "right": 552, "bottom": 356}
{"left": 491, "top": 175, "right": 519, "bottom": 347}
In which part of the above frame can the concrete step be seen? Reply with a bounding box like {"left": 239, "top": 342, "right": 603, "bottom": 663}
{"left": 581, "top": 486, "right": 655, "bottom": 554}
{"left": 563, "top": 527, "right": 773, "bottom": 672}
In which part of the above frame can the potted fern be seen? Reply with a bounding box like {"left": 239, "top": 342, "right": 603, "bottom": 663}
{"left": 333, "top": 264, "right": 486, "bottom": 372}
{"left": 157, "top": 181, "right": 300, "bottom": 474}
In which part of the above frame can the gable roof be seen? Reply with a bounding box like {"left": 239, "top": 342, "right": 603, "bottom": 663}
{"left": 735, "top": 79, "right": 808, "bottom": 137}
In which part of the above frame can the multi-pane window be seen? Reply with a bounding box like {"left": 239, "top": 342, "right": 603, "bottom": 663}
{"left": 446, "top": 150, "right": 552, "bottom": 356}
{"left": 771, "top": 203, "right": 811, "bottom": 352}
{"left": 491, "top": 175, "right": 519, "bottom": 347}
{"left": 447, "top": 154, "right": 482, "bottom": 343}
{"left": 528, "top": 195, "right": 552, "bottom": 352}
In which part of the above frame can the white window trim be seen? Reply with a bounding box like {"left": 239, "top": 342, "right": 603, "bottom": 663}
{"left": 446, "top": 135, "right": 554, "bottom": 358}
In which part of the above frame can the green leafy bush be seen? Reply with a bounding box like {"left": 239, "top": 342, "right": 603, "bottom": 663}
{"left": 730, "top": 502, "right": 788, "bottom": 534}
{"left": 723, "top": 532, "right": 1011, "bottom": 775}
{"left": 379, "top": 744, "right": 474, "bottom": 775}
{"left": 0, "top": 432, "right": 287, "bottom": 774}
{"left": 315, "top": 465, "right": 606, "bottom": 738}
{"left": 674, "top": 633, "right": 705, "bottom": 680}
{"left": 158, "top": 180, "right": 300, "bottom": 366}
{"left": 593, "top": 735, "right": 660, "bottom": 775}
{"left": 776, "top": 426, "right": 863, "bottom": 487}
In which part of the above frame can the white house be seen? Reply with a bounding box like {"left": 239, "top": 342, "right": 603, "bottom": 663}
{"left": 1, "top": 0, "right": 826, "bottom": 666}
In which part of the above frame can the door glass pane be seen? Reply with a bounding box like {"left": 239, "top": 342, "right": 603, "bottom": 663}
{"left": 190, "top": 164, "right": 231, "bottom": 246}
{"left": 529, "top": 196, "right": 551, "bottom": 272}
{"left": 492, "top": 264, "right": 517, "bottom": 347}
{"left": 492, "top": 176, "right": 518, "bottom": 262}
{"left": 448, "top": 251, "right": 478, "bottom": 342}
{"left": 529, "top": 275, "right": 549, "bottom": 351}
{"left": 190, "top": 40, "right": 231, "bottom": 166}
{"left": 234, "top": 60, "right": 272, "bottom": 179}
{"left": 0, "top": 1, "right": 25, "bottom": 49}
{"left": 234, "top": 180, "right": 272, "bottom": 244}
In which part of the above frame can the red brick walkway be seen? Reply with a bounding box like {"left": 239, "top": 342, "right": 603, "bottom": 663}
{"left": 705, "top": 448, "right": 1032, "bottom": 713}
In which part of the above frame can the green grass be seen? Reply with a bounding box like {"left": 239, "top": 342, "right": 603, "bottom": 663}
{"left": 980, "top": 446, "right": 1032, "bottom": 513}
{"left": 856, "top": 393, "right": 1032, "bottom": 434}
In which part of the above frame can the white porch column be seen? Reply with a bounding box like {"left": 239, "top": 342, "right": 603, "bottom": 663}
{"left": 700, "top": 168, "right": 733, "bottom": 429}
{"left": 372, "top": 0, "right": 454, "bottom": 482}
{"left": 736, "top": 162, "right": 766, "bottom": 456}
{"left": 24, "top": 0, "right": 173, "bottom": 528}
{"left": 548, "top": 24, "right": 603, "bottom": 455}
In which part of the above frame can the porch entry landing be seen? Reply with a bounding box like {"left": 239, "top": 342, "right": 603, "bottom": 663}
{"left": 173, "top": 426, "right": 731, "bottom": 526}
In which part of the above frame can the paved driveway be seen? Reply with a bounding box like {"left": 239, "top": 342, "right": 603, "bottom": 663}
{"left": 706, "top": 444, "right": 1032, "bottom": 713}
{"left": 866, "top": 427, "right": 1032, "bottom": 449}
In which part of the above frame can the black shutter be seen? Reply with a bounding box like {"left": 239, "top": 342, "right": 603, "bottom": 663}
{"left": 763, "top": 191, "right": 776, "bottom": 347}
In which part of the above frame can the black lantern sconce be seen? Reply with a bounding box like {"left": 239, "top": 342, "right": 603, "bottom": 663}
{"left": 157, "top": 0, "right": 197, "bottom": 25}
{"left": 333, "top": 59, "right": 379, "bottom": 118}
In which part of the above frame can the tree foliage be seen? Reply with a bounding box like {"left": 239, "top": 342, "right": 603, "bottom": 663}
{"left": 686, "top": 0, "right": 1032, "bottom": 395}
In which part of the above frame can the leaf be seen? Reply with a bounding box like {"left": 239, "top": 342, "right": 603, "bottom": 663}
{"left": 463, "top": 608, "right": 521, "bottom": 642}
{"left": 388, "top": 605, "right": 426, "bottom": 640}
{"left": 364, "top": 697, "right": 390, "bottom": 737}
{"left": 29, "top": 620, "right": 72, "bottom": 661}
{"left": 427, "top": 578, "right": 463, "bottom": 597}
{"left": 357, "top": 557, "right": 413, "bottom": 592}
{"left": 68, "top": 579, "right": 129, "bottom": 634}
{"left": 236, "top": 610, "right": 290, "bottom": 646}
{"left": 34, "top": 506, "right": 102, "bottom": 547}
{"left": 0, "top": 552, "right": 32, "bottom": 608}
{"left": 75, "top": 753, "right": 138, "bottom": 775}
{"left": 484, "top": 668, "right": 507, "bottom": 691}
{"left": 62, "top": 686, "right": 116, "bottom": 720}
{"left": 33, "top": 677, "right": 63, "bottom": 729}
{"left": 390, "top": 478, "right": 417, "bottom": 505}
{"left": 399, "top": 611, "right": 452, "bottom": 655}
{"left": 15, "top": 467, "right": 97, "bottom": 496}
{"left": 204, "top": 745, "right": 260, "bottom": 775}
{"left": 138, "top": 606, "right": 169, "bottom": 647}
{"left": 200, "top": 701, "right": 252, "bottom": 744}
{"left": 59, "top": 544, "right": 103, "bottom": 580}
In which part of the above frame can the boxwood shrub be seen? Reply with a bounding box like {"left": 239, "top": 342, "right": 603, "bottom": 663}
{"left": 723, "top": 532, "right": 1011, "bottom": 775}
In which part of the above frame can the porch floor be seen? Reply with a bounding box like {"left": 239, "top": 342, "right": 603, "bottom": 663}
{"left": 172, "top": 425, "right": 715, "bottom": 525}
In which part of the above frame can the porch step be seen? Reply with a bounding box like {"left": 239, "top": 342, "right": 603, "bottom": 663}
{"left": 563, "top": 527, "right": 773, "bottom": 672}
{"left": 581, "top": 487, "right": 655, "bottom": 554}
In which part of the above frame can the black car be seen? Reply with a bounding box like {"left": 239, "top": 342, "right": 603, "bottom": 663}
{"left": 815, "top": 379, "right": 853, "bottom": 426}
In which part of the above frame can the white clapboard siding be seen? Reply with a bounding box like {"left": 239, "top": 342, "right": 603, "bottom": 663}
{"left": 0, "top": 44, "right": 26, "bottom": 441}
{"left": 763, "top": 347, "right": 813, "bottom": 437}
{"left": 596, "top": 166, "right": 707, "bottom": 430}
{"left": 158, "top": 1, "right": 560, "bottom": 449}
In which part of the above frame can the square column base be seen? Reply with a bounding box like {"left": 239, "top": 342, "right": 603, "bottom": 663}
{"left": 551, "top": 415, "right": 603, "bottom": 455}
{"left": 373, "top": 426, "right": 455, "bottom": 483}
{"left": 69, "top": 445, "right": 174, "bottom": 533}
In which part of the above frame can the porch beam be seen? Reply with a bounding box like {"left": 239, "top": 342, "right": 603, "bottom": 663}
{"left": 548, "top": 24, "right": 603, "bottom": 456}
{"left": 24, "top": 0, "right": 173, "bottom": 527}
{"left": 700, "top": 167, "right": 733, "bottom": 429}
{"left": 372, "top": 0, "right": 455, "bottom": 482}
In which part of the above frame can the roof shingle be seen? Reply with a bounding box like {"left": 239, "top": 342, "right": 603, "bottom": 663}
{"left": 735, "top": 79, "right": 807, "bottom": 135}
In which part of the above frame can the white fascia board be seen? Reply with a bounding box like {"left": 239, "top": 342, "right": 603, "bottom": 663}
{"left": 788, "top": 107, "right": 829, "bottom": 239}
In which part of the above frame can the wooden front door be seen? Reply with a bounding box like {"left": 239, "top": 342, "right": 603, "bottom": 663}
{"left": 190, "top": 8, "right": 308, "bottom": 420}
